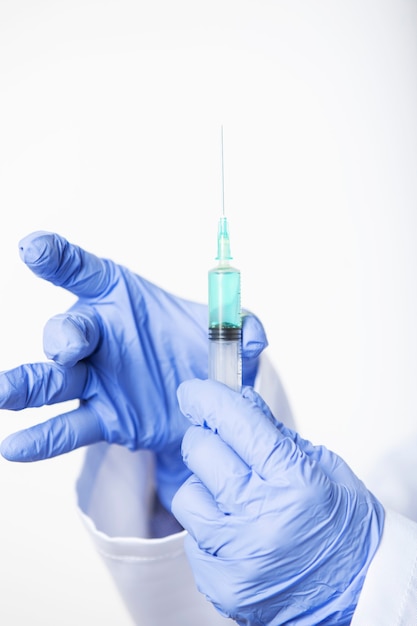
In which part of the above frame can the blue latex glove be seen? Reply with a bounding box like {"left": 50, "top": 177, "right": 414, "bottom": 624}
{"left": 0, "top": 231, "right": 267, "bottom": 508}
{"left": 172, "top": 379, "right": 385, "bottom": 625}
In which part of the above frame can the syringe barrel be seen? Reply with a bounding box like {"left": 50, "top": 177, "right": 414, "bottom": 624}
{"left": 208, "top": 264, "right": 242, "bottom": 391}
{"left": 208, "top": 327, "right": 242, "bottom": 391}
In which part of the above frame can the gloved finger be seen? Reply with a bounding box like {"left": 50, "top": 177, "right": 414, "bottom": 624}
{"left": 0, "top": 362, "right": 89, "bottom": 410}
{"left": 180, "top": 425, "right": 252, "bottom": 514}
{"left": 241, "top": 312, "right": 268, "bottom": 386}
{"left": 19, "top": 231, "right": 112, "bottom": 298}
{"left": 181, "top": 533, "right": 231, "bottom": 621}
{"left": 43, "top": 305, "right": 101, "bottom": 366}
{"left": 0, "top": 405, "right": 103, "bottom": 461}
{"left": 241, "top": 312, "right": 268, "bottom": 359}
{"left": 171, "top": 474, "right": 227, "bottom": 554}
{"left": 177, "top": 378, "right": 300, "bottom": 482}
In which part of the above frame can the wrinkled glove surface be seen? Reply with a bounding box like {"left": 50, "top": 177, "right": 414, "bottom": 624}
{"left": 172, "top": 379, "right": 385, "bottom": 625}
{"left": 0, "top": 231, "right": 267, "bottom": 507}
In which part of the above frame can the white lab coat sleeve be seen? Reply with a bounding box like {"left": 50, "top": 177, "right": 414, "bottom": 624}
{"left": 351, "top": 509, "right": 417, "bottom": 625}
{"left": 76, "top": 443, "right": 232, "bottom": 626}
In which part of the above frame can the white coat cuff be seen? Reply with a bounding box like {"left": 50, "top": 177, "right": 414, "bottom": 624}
{"left": 352, "top": 508, "right": 417, "bottom": 625}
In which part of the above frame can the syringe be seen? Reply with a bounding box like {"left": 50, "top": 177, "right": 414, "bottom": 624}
{"left": 208, "top": 130, "right": 242, "bottom": 391}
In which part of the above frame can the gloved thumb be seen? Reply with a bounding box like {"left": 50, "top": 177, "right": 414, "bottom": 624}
{"left": 241, "top": 312, "right": 268, "bottom": 386}
{"left": 241, "top": 311, "right": 268, "bottom": 358}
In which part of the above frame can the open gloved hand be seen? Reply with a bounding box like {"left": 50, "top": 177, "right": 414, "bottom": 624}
{"left": 0, "top": 231, "right": 267, "bottom": 508}
{"left": 172, "top": 379, "right": 385, "bottom": 625}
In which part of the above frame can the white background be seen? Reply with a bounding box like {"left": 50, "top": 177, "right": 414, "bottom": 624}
{"left": 0, "top": 1, "right": 416, "bottom": 624}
